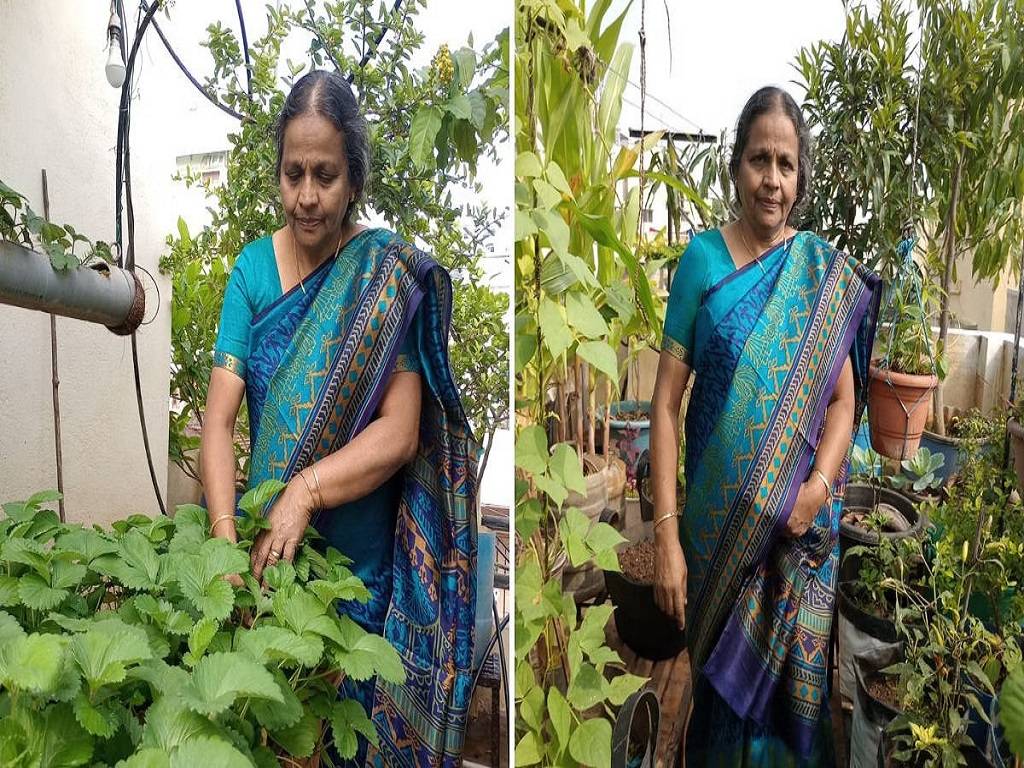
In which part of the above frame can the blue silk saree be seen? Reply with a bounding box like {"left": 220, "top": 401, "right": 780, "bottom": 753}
{"left": 662, "top": 230, "right": 880, "bottom": 765}
{"left": 213, "top": 228, "right": 478, "bottom": 767}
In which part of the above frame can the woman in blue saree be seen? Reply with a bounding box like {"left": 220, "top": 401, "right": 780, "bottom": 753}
{"left": 649, "top": 87, "right": 880, "bottom": 767}
{"left": 200, "top": 70, "right": 477, "bottom": 767}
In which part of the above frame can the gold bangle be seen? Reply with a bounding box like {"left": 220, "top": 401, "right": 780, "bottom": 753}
{"left": 812, "top": 469, "right": 833, "bottom": 503}
{"left": 309, "top": 465, "right": 325, "bottom": 510}
{"left": 209, "top": 512, "right": 235, "bottom": 532}
{"left": 297, "top": 470, "right": 318, "bottom": 511}
{"left": 653, "top": 511, "right": 680, "bottom": 531}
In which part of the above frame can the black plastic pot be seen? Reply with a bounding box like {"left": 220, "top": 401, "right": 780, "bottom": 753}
{"left": 840, "top": 484, "right": 927, "bottom": 583}
{"left": 855, "top": 647, "right": 903, "bottom": 728}
{"left": 838, "top": 581, "right": 899, "bottom": 644}
{"left": 602, "top": 512, "right": 686, "bottom": 661}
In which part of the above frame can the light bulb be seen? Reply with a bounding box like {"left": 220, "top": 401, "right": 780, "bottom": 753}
{"left": 105, "top": 36, "right": 126, "bottom": 88}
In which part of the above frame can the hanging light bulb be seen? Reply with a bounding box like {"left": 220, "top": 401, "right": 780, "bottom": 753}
{"left": 105, "top": 5, "right": 126, "bottom": 88}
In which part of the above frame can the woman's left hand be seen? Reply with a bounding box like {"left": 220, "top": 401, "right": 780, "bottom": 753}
{"left": 251, "top": 478, "right": 315, "bottom": 581}
{"left": 784, "top": 480, "right": 827, "bottom": 538}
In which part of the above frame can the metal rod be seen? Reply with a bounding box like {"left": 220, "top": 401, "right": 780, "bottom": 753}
{"left": 41, "top": 170, "right": 66, "bottom": 523}
{"left": 0, "top": 241, "right": 138, "bottom": 327}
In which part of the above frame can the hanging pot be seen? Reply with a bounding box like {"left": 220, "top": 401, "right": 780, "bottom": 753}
{"left": 1006, "top": 419, "right": 1024, "bottom": 494}
{"left": 867, "top": 364, "right": 938, "bottom": 460}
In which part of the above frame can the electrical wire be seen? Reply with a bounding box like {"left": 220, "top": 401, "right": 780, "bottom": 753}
{"left": 347, "top": 0, "right": 404, "bottom": 83}
{"left": 233, "top": 0, "right": 252, "bottom": 98}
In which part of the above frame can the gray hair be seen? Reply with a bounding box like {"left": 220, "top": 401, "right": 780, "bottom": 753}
{"left": 274, "top": 70, "right": 371, "bottom": 221}
{"left": 729, "top": 86, "right": 812, "bottom": 222}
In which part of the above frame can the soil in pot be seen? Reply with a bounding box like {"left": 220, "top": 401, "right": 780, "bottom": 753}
{"left": 866, "top": 674, "right": 900, "bottom": 712}
{"left": 619, "top": 539, "right": 656, "bottom": 584}
{"left": 605, "top": 538, "right": 685, "bottom": 661}
{"left": 868, "top": 364, "right": 938, "bottom": 460}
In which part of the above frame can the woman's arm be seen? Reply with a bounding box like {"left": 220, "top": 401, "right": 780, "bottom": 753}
{"left": 250, "top": 370, "right": 422, "bottom": 579}
{"left": 200, "top": 368, "right": 246, "bottom": 543}
{"left": 650, "top": 350, "right": 692, "bottom": 629}
{"left": 785, "top": 356, "right": 855, "bottom": 537}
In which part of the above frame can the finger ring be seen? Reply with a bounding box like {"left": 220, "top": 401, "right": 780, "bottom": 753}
{"left": 268, "top": 549, "right": 281, "bottom": 560}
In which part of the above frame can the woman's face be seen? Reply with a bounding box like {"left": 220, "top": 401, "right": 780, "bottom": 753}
{"left": 735, "top": 110, "right": 800, "bottom": 237}
{"left": 279, "top": 111, "right": 355, "bottom": 253}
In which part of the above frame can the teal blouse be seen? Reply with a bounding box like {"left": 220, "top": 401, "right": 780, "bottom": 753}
{"left": 211, "top": 232, "right": 423, "bottom": 607}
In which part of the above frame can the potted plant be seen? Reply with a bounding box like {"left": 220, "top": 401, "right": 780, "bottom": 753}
{"left": 886, "top": 447, "right": 946, "bottom": 505}
{"left": 852, "top": 645, "right": 906, "bottom": 768}
{"left": 920, "top": 409, "right": 999, "bottom": 487}
{"left": 600, "top": 401, "right": 652, "bottom": 477}
{"left": 869, "top": 273, "right": 940, "bottom": 460}
{"left": 0, "top": 484, "right": 405, "bottom": 766}
{"left": 602, "top": 510, "right": 687, "bottom": 662}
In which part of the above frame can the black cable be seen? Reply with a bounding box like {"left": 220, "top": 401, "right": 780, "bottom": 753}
{"left": 131, "top": 331, "right": 168, "bottom": 515}
{"left": 144, "top": 6, "right": 244, "bottom": 121}
{"left": 234, "top": 0, "right": 253, "bottom": 98}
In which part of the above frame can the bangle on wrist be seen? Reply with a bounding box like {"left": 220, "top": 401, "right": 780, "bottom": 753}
{"left": 812, "top": 468, "right": 832, "bottom": 504}
{"left": 209, "top": 512, "right": 235, "bottom": 532}
{"left": 653, "top": 511, "right": 681, "bottom": 531}
{"left": 296, "top": 471, "right": 318, "bottom": 512}
{"left": 309, "top": 465, "right": 325, "bottom": 510}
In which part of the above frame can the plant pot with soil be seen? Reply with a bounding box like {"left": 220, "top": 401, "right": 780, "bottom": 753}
{"left": 868, "top": 363, "right": 939, "bottom": 460}
{"left": 920, "top": 410, "right": 997, "bottom": 487}
{"left": 851, "top": 645, "right": 904, "bottom": 768}
{"left": 603, "top": 518, "right": 686, "bottom": 661}
{"left": 599, "top": 400, "right": 652, "bottom": 476}
{"left": 840, "top": 484, "right": 926, "bottom": 584}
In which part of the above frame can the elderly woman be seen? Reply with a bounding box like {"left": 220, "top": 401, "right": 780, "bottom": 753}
{"left": 650, "top": 86, "right": 880, "bottom": 766}
{"left": 200, "top": 70, "right": 477, "bottom": 767}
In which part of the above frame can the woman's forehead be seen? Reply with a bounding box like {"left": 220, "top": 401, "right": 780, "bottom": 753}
{"left": 282, "top": 112, "right": 345, "bottom": 160}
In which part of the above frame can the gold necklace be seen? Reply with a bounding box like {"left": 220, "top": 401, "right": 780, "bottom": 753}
{"left": 290, "top": 225, "right": 346, "bottom": 294}
{"left": 738, "top": 222, "right": 785, "bottom": 273}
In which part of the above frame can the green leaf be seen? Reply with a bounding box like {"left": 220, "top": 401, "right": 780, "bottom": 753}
{"left": 1, "top": 632, "right": 65, "bottom": 692}
{"left": 410, "top": 106, "right": 444, "bottom": 171}
{"left": 308, "top": 575, "right": 371, "bottom": 607}
{"left": 187, "top": 617, "right": 219, "bottom": 663}
{"left": 128, "top": 658, "right": 191, "bottom": 699}
{"left": 70, "top": 620, "right": 152, "bottom": 689}
{"left": 515, "top": 208, "right": 538, "bottom": 242}
{"left": 330, "top": 699, "right": 378, "bottom": 760}
{"left": 0, "top": 575, "right": 21, "bottom": 606}
{"left": 604, "top": 673, "right": 647, "bottom": 706}
{"left": 549, "top": 443, "right": 587, "bottom": 496}
{"left": 73, "top": 692, "right": 119, "bottom": 738}
{"left": 586, "top": 522, "right": 627, "bottom": 554}
{"left": 117, "top": 748, "right": 171, "bottom": 768}
{"left": 466, "top": 90, "right": 488, "bottom": 131}
{"left": 250, "top": 669, "right": 303, "bottom": 730}
{"left": 270, "top": 711, "right": 319, "bottom": 758}
{"left": 516, "top": 151, "right": 544, "bottom": 178}
{"left": 566, "top": 662, "right": 604, "bottom": 710}
{"left": 238, "top": 625, "right": 324, "bottom": 667}
{"left": 178, "top": 568, "right": 234, "bottom": 621}
{"left": 446, "top": 93, "right": 472, "bottom": 120}
{"left": 545, "top": 161, "right": 573, "bottom": 196}
{"left": 0, "top": 610, "right": 25, "bottom": 644}
{"left": 532, "top": 179, "right": 562, "bottom": 210}
{"left": 1002, "top": 670, "right": 1024, "bottom": 759}
{"left": 577, "top": 340, "right": 619, "bottom": 382}
{"left": 334, "top": 630, "right": 405, "bottom": 683}
{"left": 538, "top": 296, "right": 572, "bottom": 358}
{"left": 515, "top": 424, "right": 549, "bottom": 476}
{"left": 263, "top": 560, "right": 296, "bottom": 591}
{"left": 181, "top": 651, "right": 283, "bottom": 715}
{"left": 565, "top": 291, "right": 609, "bottom": 338}
{"left": 548, "top": 685, "right": 572, "bottom": 751}
{"left": 568, "top": 717, "right": 612, "bottom": 766}
{"left": 515, "top": 731, "right": 542, "bottom": 765}
{"left": 532, "top": 209, "right": 570, "bottom": 258}
{"left": 18, "top": 573, "right": 68, "bottom": 610}
{"left": 37, "top": 703, "right": 94, "bottom": 767}
{"left": 236, "top": 480, "right": 286, "bottom": 518}
{"left": 171, "top": 737, "right": 252, "bottom": 768}
{"left": 121, "top": 529, "right": 162, "bottom": 587}
{"left": 141, "top": 697, "right": 220, "bottom": 751}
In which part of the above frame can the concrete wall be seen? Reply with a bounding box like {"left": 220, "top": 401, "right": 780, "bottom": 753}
{"left": 0, "top": 3, "right": 234, "bottom": 526}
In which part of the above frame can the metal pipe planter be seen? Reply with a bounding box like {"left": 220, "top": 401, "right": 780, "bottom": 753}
{"left": 0, "top": 240, "right": 145, "bottom": 335}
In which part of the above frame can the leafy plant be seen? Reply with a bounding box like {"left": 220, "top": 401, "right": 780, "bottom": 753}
{"left": 888, "top": 447, "right": 946, "bottom": 494}
{"left": 160, "top": 3, "right": 510, "bottom": 487}
{"left": 0, "top": 483, "right": 403, "bottom": 766}
{"left": 0, "top": 178, "right": 114, "bottom": 271}
{"left": 850, "top": 444, "right": 884, "bottom": 484}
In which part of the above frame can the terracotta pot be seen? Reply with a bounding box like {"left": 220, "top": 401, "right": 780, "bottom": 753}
{"left": 867, "top": 364, "right": 938, "bottom": 460}
{"left": 1007, "top": 419, "right": 1024, "bottom": 494}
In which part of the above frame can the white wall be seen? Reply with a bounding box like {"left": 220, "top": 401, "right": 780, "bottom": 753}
{"left": 0, "top": 2, "right": 232, "bottom": 525}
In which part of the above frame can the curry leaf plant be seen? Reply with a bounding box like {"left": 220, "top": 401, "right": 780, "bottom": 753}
{"left": 0, "top": 481, "right": 403, "bottom": 767}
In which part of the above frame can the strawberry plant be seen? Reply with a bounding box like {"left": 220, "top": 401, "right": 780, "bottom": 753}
{"left": 0, "top": 481, "right": 403, "bottom": 767}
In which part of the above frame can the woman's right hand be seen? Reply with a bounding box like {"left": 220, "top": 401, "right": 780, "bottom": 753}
{"left": 654, "top": 534, "right": 688, "bottom": 630}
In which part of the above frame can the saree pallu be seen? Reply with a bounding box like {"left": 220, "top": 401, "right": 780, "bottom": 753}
{"left": 679, "top": 232, "right": 879, "bottom": 763}
{"left": 245, "top": 230, "right": 478, "bottom": 767}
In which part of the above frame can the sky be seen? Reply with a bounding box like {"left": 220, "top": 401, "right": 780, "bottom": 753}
{"left": 610, "top": 0, "right": 856, "bottom": 140}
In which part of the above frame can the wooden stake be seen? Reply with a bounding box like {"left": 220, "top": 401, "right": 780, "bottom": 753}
{"left": 604, "top": 378, "right": 612, "bottom": 465}
{"left": 42, "top": 170, "right": 66, "bottom": 523}
{"left": 587, "top": 365, "right": 596, "bottom": 455}
{"left": 556, "top": 378, "right": 567, "bottom": 444}
{"left": 575, "top": 360, "right": 585, "bottom": 461}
